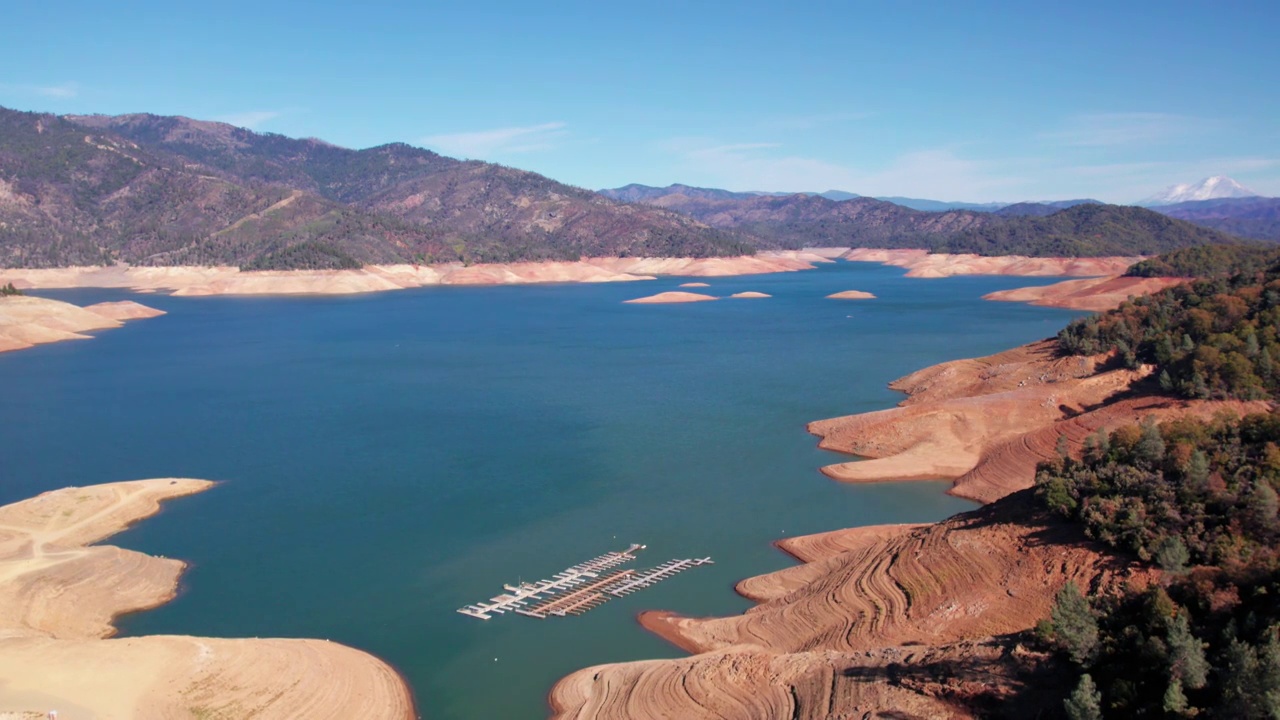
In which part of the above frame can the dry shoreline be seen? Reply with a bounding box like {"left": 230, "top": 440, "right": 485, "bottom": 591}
{"left": 841, "top": 247, "right": 1142, "bottom": 278}
{"left": 0, "top": 479, "right": 415, "bottom": 719}
{"left": 0, "top": 295, "right": 164, "bottom": 354}
{"left": 0, "top": 252, "right": 830, "bottom": 297}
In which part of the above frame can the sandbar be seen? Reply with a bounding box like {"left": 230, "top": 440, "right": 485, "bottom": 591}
{"left": 825, "top": 289, "right": 876, "bottom": 299}
{"left": 624, "top": 291, "right": 717, "bottom": 304}
{"left": 728, "top": 291, "right": 770, "bottom": 298}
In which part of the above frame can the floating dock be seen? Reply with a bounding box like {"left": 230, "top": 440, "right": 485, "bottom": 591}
{"left": 457, "top": 544, "right": 712, "bottom": 621}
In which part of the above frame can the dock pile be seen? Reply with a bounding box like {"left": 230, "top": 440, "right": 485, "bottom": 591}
{"left": 457, "top": 544, "right": 713, "bottom": 620}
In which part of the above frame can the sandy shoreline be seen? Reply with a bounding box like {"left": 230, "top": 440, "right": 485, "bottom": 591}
{"left": 983, "top": 274, "right": 1186, "bottom": 311}
{"left": 0, "top": 479, "right": 414, "bottom": 719}
{"left": 842, "top": 247, "right": 1142, "bottom": 278}
{"left": 0, "top": 296, "right": 164, "bottom": 354}
{"left": 0, "top": 252, "right": 829, "bottom": 297}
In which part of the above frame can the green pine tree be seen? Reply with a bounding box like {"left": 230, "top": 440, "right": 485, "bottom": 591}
{"left": 1065, "top": 673, "right": 1103, "bottom": 720}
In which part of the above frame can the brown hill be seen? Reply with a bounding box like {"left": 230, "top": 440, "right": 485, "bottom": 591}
{"left": 63, "top": 112, "right": 755, "bottom": 263}
{"left": 0, "top": 107, "right": 753, "bottom": 269}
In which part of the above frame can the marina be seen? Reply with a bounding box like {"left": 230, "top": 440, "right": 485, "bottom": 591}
{"left": 457, "top": 544, "right": 714, "bottom": 620}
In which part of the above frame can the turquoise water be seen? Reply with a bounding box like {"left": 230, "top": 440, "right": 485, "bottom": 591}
{"left": 0, "top": 261, "right": 1083, "bottom": 718}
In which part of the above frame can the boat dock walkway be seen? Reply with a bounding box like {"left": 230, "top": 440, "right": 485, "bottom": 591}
{"left": 608, "top": 557, "right": 714, "bottom": 596}
{"left": 457, "top": 544, "right": 712, "bottom": 621}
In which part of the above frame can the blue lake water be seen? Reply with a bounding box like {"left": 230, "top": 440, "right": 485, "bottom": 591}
{"left": 0, "top": 261, "right": 1083, "bottom": 718}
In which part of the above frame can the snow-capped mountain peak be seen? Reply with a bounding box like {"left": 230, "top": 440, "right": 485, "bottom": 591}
{"left": 1140, "top": 176, "right": 1259, "bottom": 206}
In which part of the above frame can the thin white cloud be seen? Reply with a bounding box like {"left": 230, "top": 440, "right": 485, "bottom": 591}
{"left": 420, "top": 122, "right": 567, "bottom": 159}
{"left": 0, "top": 82, "right": 79, "bottom": 99}
{"left": 35, "top": 82, "right": 78, "bottom": 98}
{"left": 760, "top": 111, "right": 873, "bottom": 131}
{"left": 1042, "top": 112, "right": 1218, "bottom": 147}
{"left": 216, "top": 110, "right": 282, "bottom": 129}
{"left": 658, "top": 138, "right": 1025, "bottom": 200}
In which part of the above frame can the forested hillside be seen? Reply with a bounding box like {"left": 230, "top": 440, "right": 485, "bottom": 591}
{"left": 1060, "top": 261, "right": 1280, "bottom": 401}
{"left": 1124, "top": 244, "right": 1280, "bottom": 278}
{"left": 938, "top": 204, "right": 1239, "bottom": 257}
{"left": 1034, "top": 411, "right": 1280, "bottom": 717}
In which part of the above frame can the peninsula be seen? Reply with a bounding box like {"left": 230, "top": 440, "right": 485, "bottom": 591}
{"left": 0, "top": 295, "right": 164, "bottom": 353}
{"left": 0, "top": 479, "right": 414, "bottom": 718}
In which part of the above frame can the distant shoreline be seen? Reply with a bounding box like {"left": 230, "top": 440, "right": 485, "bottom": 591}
{"left": 0, "top": 249, "right": 1151, "bottom": 311}
{"left": 0, "top": 252, "right": 830, "bottom": 297}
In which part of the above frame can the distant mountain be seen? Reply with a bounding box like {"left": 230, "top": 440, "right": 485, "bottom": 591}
{"left": 994, "top": 200, "right": 1102, "bottom": 217}
{"left": 0, "top": 108, "right": 753, "bottom": 268}
{"left": 1040, "top": 199, "right": 1103, "bottom": 209}
{"left": 872, "top": 197, "right": 1008, "bottom": 212}
{"left": 818, "top": 190, "right": 860, "bottom": 201}
{"left": 1151, "top": 196, "right": 1280, "bottom": 241}
{"left": 995, "top": 203, "right": 1064, "bottom": 218}
{"left": 940, "top": 204, "right": 1241, "bottom": 257}
{"left": 595, "top": 184, "right": 1231, "bottom": 256}
{"left": 598, "top": 183, "right": 763, "bottom": 203}
{"left": 1139, "top": 176, "right": 1259, "bottom": 206}
{"left": 602, "top": 190, "right": 994, "bottom": 249}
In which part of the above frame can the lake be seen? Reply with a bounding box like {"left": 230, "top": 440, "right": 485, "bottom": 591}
{"left": 0, "top": 260, "right": 1083, "bottom": 718}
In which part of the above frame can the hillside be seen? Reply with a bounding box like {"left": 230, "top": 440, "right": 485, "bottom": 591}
{"left": 602, "top": 190, "right": 994, "bottom": 248}
{"left": 1153, "top": 196, "right": 1280, "bottom": 241}
{"left": 939, "top": 203, "right": 1241, "bottom": 257}
{"left": 1124, "top": 243, "right": 1280, "bottom": 278}
{"left": 0, "top": 107, "right": 753, "bottom": 269}
{"left": 1060, "top": 260, "right": 1280, "bottom": 401}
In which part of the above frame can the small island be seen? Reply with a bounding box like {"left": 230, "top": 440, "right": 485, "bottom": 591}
{"left": 624, "top": 291, "right": 718, "bottom": 304}
{"left": 825, "top": 290, "right": 877, "bottom": 299}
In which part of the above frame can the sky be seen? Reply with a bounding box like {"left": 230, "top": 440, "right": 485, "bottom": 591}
{"left": 2, "top": 1, "right": 1278, "bottom": 203}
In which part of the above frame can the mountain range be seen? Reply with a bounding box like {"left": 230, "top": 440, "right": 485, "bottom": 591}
{"left": 599, "top": 184, "right": 1102, "bottom": 212}
{"left": 597, "top": 183, "right": 1239, "bottom": 255}
{"left": 0, "top": 106, "right": 1257, "bottom": 268}
{"left": 1151, "top": 196, "right": 1280, "bottom": 241}
{"left": 0, "top": 108, "right": 752, "bottom": 268}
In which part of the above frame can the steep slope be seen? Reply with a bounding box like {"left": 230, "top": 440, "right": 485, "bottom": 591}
{"left": 0, "top": 108, "right": 449, "bottom": 268}
{"left": 64, "top": 113, "right": 755, "bottom": 263}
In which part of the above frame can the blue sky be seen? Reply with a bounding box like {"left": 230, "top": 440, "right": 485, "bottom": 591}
{"left": 3, "top": 1, "right": 1277, "bottom": 202}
